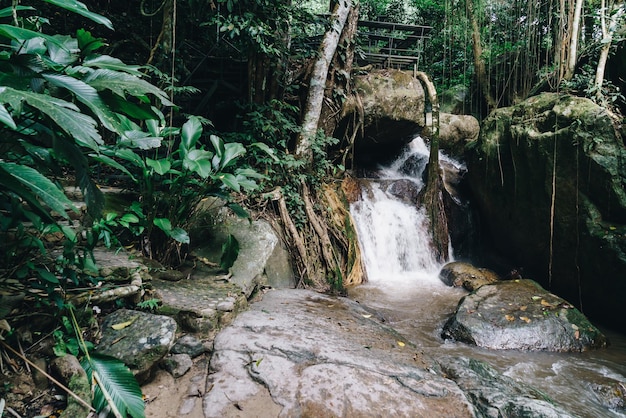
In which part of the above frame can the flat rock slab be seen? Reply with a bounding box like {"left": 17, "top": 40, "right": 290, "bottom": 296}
{"left": 153, "top": 273, "right": 246, "bottom": 337}
{"left": 203, "top": 289, "right": 475, "bottom": 418}
{"left": 442, "top": 279, "right": 607, "bottom": 351}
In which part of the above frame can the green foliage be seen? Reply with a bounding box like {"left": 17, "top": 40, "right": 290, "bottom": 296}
{"left": 220, "top": 234, "right": 240, "bottom": 271}
{"left": 561, "top": 64, "right": 625, "bottom": 109}
{"left": 136, "top": 298, "right": 161, "bottom": 311}
{"left": 95, "top": 115, "right": 261, "bottom": 264}
{"left": 81, "top": 354, "right": 145, "bottom": 418}
{"left": 53, "top": 315, "right": 94, "bottom": 357}
{"left": 0, "top": 1, "right": 178, "bottom": 297}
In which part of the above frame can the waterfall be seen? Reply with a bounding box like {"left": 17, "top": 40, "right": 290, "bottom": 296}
{"left": 350, "top": 136, "right": 458, "bottom": 287}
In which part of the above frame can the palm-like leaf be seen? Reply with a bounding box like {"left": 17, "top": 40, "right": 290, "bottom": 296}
{"left": 0, "top": 24, "right": 68, "bottom": 50}
{"left": 0, "top": 86, "right": 102, "bottom": 151}
{"left": 0, "top": 103, "right": 16, "bottom": 129}
{"left": 43, "top": 73, "right": 121, "bottom": 133}
{"left": 81, "top": 68, "right": 173, "bottom": 107}
{"left": 0, "top": 161, "right": 77, "bottom": 219}
{"left": 41, "top": 0, "right": 113, "bottom": 30}
{"left": 81, "top": 354, "right": 145, "bottom": 418}
{"left": 82, "top": 55, "right": 144, "bottom": 76}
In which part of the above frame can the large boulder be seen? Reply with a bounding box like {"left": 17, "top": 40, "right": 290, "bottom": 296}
{"left": 467, "top": 93, "right": 626, "bottom": 332}
{"left": 345, "top": 69, "right": 426, "bottom": 165}
{"left": 442, "top": 279, "right": 607, "bottom": 351}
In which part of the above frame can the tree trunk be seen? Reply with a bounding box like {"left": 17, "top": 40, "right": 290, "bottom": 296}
{"left": 416, "top": 71, "right": 449, "bottom": 263}
{"left": 295, "top": 0, "right": 352, "bottom": 160}
{"left": 564, "top": 0, "right": 584, "bottom": 80}
{"left": 466, "top": 0, "right": 498, "bottom": 112}
{"left": 319, "top": 3, "right": 359, "bottom": 138}
{"left": 594, "top": 0, "right": 624, "bottom": 102}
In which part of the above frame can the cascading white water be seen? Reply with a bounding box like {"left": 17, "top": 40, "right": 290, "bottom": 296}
{"left": 350, "top": 136, "right": 455, "bottom": 287}
{"left": 351, "top": 184, "right": 439, "bottom": 280}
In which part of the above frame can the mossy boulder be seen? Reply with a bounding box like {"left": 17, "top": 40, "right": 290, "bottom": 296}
{"left": 467, "top": 93, "right": 626, "bottom": 332}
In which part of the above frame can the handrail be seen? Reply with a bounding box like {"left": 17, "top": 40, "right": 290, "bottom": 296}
{"left": 356, "top": 19, "right": 432, "bottom": 72}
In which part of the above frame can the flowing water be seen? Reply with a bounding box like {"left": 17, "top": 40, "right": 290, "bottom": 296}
{"left": 349, "top": 137, "right": 626, "bottom": 418}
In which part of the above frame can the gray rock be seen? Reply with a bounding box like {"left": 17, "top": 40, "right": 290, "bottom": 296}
{"left": 439, "top": 261, "right": 500, "bottom": 291}
{"left": 193, "top": 214, "right": 285, "bottom": 298}
{"left": 96, "top": 309, "right": 177, "bottom": 383}
{"left": 425, "top": 113, "right": 480, "bottom": 158}
{"left": 467, "top": 93, "right": 626, "bottom": 333}
{"left": 442, "top": 279, "right": 607, "bottom": 351}
{"left": 203, "top": 289, "right": 475, "bottom": 418}
{"left": 50, "top": 355, "right": 91, "bottom": 418}
{"left": 589, "top": 378, "right": 626, "bottom": 411}
{"left": 171, "top": 335, "right": 206, "bottom": 358}
{"left": 438, "top": 356, "right": 576, "bottom": 418}
{"left": 162, "top": 353, "right": 193, "bottom": 378}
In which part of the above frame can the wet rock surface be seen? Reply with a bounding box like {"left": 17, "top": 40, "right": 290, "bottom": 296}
{"left": 438, "top": 356, "right": 576, "bottom": 418}
{"left": 95, "top": 309, "right": 177, "bottom": 383}
{"left": 203, "top": 289, "right": 475, "bottom": 418}
{"left": 442, "top": 279, "right": 607, "bottom": 351}
{"left": 439, "top": 261, "right": 500, "bottom": 291}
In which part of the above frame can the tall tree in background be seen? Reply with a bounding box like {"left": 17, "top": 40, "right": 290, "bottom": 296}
{"left": 594, "top": 0, "right": 625, "bottom": 103}
{"left": 466, "top": 0, "right": 497, "bottom": 112}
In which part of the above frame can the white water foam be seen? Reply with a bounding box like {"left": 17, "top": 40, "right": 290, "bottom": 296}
{"left": 350, "top": 136, "right": 453, "bottom": 290}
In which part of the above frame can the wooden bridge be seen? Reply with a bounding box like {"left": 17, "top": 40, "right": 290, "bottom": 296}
{"left": 357, "top": 20, "right": 432, "bottom": 72}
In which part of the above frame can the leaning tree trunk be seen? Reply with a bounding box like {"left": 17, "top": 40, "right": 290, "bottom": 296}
{"left": 416, "top": 72, "right": 449, "bottom": 263}
{"left": 295, "top": 0, "right": 352, "bottom": 160}
{"left": 276, "top": 0, "right": 362, "bottom": 291}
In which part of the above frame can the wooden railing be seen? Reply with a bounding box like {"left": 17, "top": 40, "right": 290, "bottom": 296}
{"left": 357, "top": 20, "right": 432, "bottom": 72}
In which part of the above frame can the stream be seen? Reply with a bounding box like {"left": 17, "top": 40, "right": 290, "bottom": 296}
{"left": 348, "top": 137, "right": 626, "bottom": 418}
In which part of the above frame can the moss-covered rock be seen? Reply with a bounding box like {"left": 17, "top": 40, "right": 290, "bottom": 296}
{"left": 467, "top": 93, "right": 626, "bottom": 332}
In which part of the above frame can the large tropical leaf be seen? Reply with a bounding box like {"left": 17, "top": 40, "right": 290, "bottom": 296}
{"left": 180, "top": 116, "right": 202, "bottom": 154}
{"left": 76, "top": 29, "right": 106, "bottom": 57}
{"left": 0, "top": 6, "right": 35, "bottom": 18}
{"left": 0, "top": 25, "right": 68, "bottom": 50}
{"left": 81, "top": 55, "right": 144, "bottom": 76}
{"left": 98, "top": 91, "right": 162, "bottom": 121}
{"left": 41, "top": 0, "right": 113, "bottom": 30}
{"left": 46, "top": 35, "right": 79, "bottom": 67}
{"left": 146, "top": 158, "right": 171, "bottom": 175}
{"left": 0, "top": 103, "right": 16, "bottom": 129}
{"left": 81, "top": 354, "right": 145, "bottom": 418}
{"left": 81, "top": 68, "right": 173, "bottom": 107}
{"left": 43, "top": 73, "right": 121, "bottom": 133}
{"left": 0, "top": 161, "right": 77, "bottom": 219}
{"left": 0, "top": 169, "right": 58, "bottom": 223}
{"left": 183, "top": 149, "right": 213, "bottom": 178}
{"left": 0, "top": 87, "right": 102, "bottom": 151}
{"left": 53, "top": 137, "right": 104, "bottom": 219}
{"left": 119, "top": 130, "right": 162, "bottom": 150}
